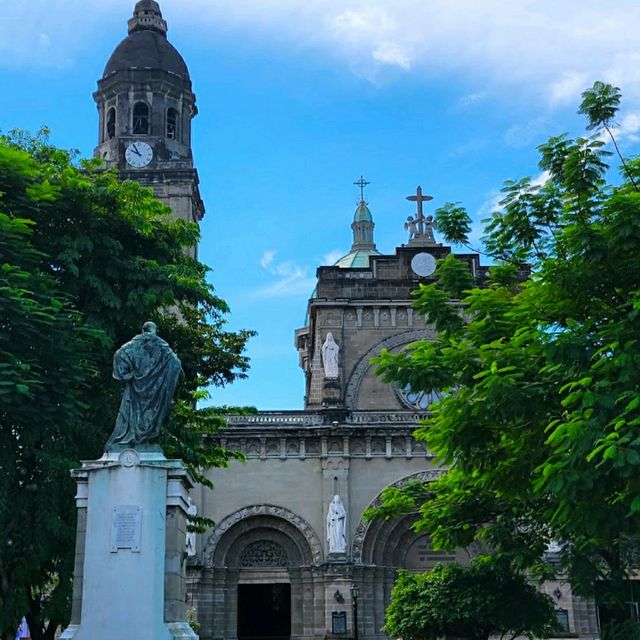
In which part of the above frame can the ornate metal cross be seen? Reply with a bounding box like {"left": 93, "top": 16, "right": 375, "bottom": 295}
{"left": 354, "top": 175, "right": 370, "bottom": 201}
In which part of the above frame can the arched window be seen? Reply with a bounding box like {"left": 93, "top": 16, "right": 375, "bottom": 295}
{"left": 106, "top": 107, "right": 116, "bottom": 139}
{"left": 166, "top": 107, "right": 178, "bottom": 140}
{"left": 133, "top": 102, "right": 149, "bottom": 135}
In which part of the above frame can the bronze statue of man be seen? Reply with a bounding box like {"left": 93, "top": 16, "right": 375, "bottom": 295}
{"left": 105, "top": 321, "right": 182, "bottom": 451}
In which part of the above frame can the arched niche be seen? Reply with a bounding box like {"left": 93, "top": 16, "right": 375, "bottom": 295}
{"left": 203, "top": 504, "right": 323, "bottom": 568}
{"left": 344, "top": 329, "right": 436, "bottom": 410}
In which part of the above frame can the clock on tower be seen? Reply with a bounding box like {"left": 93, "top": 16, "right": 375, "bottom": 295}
{"left": 93, "top": 0, "right": 204, "bottom": 247}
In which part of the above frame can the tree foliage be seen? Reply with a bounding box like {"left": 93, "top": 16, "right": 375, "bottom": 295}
{"left": 384, "top": 559, "right": 557, "bottom": 640}
{"left": 372, "top": 82, "right": 640, "bottom": 610}
{"left": 0, "top": 131, "right": 254, "bottom": 639}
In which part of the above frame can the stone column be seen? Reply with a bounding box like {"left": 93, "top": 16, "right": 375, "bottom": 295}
{"left": 60, "top": 448, "right": 198, "bottom": 640}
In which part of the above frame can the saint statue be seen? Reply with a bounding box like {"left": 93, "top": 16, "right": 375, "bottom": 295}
{"left": 105, "top": 322, "right": 182, "bottom": 451}
{"left": 327, "top": 495, "right": 347, "bottom": 554}
{"left": 321, "top": 333, "right": 340, "bottom": 379}
{"left": 186, "top": 497, "right": 198, "bottom": 557}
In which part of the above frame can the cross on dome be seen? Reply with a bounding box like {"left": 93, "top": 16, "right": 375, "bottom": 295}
{"left": 353, "top": 175, "right": 370, "bottom": 202}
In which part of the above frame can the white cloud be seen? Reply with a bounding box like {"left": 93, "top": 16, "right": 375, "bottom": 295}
{"left": 502, "top": 118, "right": 548, "bottom": 149}
{"left": 549, "top": 72, "right": 588, "bottom": 105}
{"left": 322, "top": 249, "right": 346, "bottom": 265}
{"left": 476, "top": 170, "right": 549, "bottom": 219}
{"left": 455, "top": 92, "right": 488, "bottom": 110}
{"left": 6, "top": 0, "right": 640, "bottom": 113}
{"left": 371, "top": 42, "right": 411, "bottom": 70}
{"left": 259, "top": 250, "right": 276, "bottom": 269}
{"left": 255, "top": 251, "right": 317, "bottom": 297}
{"left": 617, "top": 112, "right": 640, "bottom": 143}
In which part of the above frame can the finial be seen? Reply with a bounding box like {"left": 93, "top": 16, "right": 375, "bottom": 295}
{"left": 128, "top": 0, "right": 167, "bottom": 36}
{"left": 353, "top": 175, "right": 370, "bottom": 202}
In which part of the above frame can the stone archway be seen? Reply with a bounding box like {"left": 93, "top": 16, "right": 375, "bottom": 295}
{"left": 199, "top": 505, "right": 324, "bottom": 640}
{"left": 350, "top": 470, "right": 482, "bottom": 637}
{"left": 344, "top": 329, "right": 436, "bottom": 409}
{"left": 204, "top": 504, "right": 323, "bottom": 568}
{"left": 351, "top": 469, "right": 444, "bottom": 563}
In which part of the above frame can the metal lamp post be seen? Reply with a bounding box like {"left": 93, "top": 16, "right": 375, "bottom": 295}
{"left": 350, "top": 583, "right": 360, "bottom": 640}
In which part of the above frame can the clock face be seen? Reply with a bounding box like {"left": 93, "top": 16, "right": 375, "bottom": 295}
{"left": 125, "top": 142, "right": 153, "bottom": 168}
{"left": 411, "top": 252, "right": 437, "bottom": 277}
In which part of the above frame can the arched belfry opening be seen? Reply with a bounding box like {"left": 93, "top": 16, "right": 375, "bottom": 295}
{"left": 106, "top": 107, "right": 116, "bottom": 139}
{"left": 133, "top": 102, "right": 150, "bottom": 135}
{"left": 166, "top": 107, "right": 178, "bottom": 140}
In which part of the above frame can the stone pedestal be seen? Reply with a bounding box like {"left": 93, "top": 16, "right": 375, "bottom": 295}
{"left": 322, "top": 378, "right": 343, "bottom": 407}
{"left": 60, "top": 448, "right": 198, "bottom": 640}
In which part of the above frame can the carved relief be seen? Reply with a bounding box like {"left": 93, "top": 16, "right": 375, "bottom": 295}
{"left": 391, "top": 438, "right": 405, "bottom": 454}
{"left": 246, "top": 439, "right": 260, "bottom": 457}
{"left": 371, "top": 438, "right": 385, "bottom": 455}
{"left": 328, "top": 438, "right": 343, "bottom": 454}
{"left": 239, "top": 540, "right": 288, "bottom": 567}
{"left": 306, "top": 439, "right": 321, "bottom": 455}
{"left": 350, "top": 439, "right": 365, "bottom": 455}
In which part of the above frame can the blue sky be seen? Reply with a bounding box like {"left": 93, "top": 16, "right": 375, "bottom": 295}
{"left": 2, "top": 1, "right": 640, "bottom": 409}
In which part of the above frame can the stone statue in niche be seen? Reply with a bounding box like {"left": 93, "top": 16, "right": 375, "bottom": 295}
{"left": 186, "top": 497, "right": 197, "bottom": 557}
{"left": 321, "top": 333, "right": 340, "bottom": 379}
{"left": 327, "top": 495, "right": 347, "bottom": 554}
{"left": 105, "top": 321, "right": 183, "bottom": 451}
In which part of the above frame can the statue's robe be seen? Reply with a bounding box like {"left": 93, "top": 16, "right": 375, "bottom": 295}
{"left": 106, "top": 332, "right": 182, "bottom": 449}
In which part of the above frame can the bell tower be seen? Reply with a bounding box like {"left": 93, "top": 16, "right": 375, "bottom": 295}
{"left": 94, "top": 0, "right": 204, "bottom": 250}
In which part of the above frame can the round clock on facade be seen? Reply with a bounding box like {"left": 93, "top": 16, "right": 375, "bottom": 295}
{"left": 125, "top": 141, "right": 153, "bottom": 168}
{"left": 411, "top": 252, "right": 437, "bottom": 277}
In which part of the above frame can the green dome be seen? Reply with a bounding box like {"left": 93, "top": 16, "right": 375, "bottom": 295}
{"left": 334, "top": 247, "right": 381, "bottom": 268}
{"left": 353, "top": 201, "right": 373, "bottom": 222}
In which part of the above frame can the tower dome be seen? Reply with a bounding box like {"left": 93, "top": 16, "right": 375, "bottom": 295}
{"left": 334, "top": 194, "right": 381, "bottom": 268}
{"left": 93, "top": 0, "right": 204, "bottom": 230}
{"left": 103, "top": 1, "right": 190, "bottom": 81}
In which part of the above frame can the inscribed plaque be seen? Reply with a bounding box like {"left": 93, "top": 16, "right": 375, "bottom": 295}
{"left": 332, "top": 611, "right": 347, "bottom": 635}
{"left": 110, "top": 505, "right": 142, "bottom": 553}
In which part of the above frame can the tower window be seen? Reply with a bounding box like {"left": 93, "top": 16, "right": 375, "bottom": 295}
{"left": 133, "top": 102, "right": 149, "bottom": 135}
{"left": 106, "top": 107, "right": 116, "bottom": 139}
{"left": 166, "top": 108, "right": 178, "bottom": 140}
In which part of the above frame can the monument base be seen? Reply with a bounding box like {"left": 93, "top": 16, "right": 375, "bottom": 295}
{"left": 60, "top": 448, "right": 198, "bottom": 640}
{"left": 61, "top": 623, "right": 197, "bottom": 640}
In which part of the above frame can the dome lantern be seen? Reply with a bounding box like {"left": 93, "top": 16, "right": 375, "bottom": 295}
{"left": 128, "top": 0, "right": 168, "bottom": 37}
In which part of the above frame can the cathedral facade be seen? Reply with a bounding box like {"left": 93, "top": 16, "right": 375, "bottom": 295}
{"left": 96, "top": 3, "right": 599, "bottom": 639}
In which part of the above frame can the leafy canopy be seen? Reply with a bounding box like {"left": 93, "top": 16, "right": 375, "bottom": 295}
{"left": 0, "top": 130, "right": 254, "bottom": 639}
{"left": 384, "top": 559, "right": 557, "bottom": 640}
{"left": 372, "top": 82, "right": 640, "bottom": 605}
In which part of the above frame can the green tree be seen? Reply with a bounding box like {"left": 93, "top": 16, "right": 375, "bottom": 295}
{"left": 384, "top": 559, "right": 557, "bottom": 640}
{"left": 0, "top": 132, "right": 254, "bottom": 639}
{"left": 372, "top": 82, "right": 640, "bottom": 612}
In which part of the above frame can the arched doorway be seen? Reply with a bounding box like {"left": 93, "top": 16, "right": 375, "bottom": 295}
{"left": 200, "top": 506, "right": 324, "bottom": 640}
{"left": 235, "top": 537, "right": 292, "bottom": 640}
